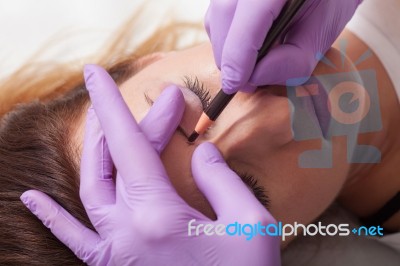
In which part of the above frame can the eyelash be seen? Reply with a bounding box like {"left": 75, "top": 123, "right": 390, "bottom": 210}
{"left": 145, "top": 79, "right": 268, "bottom": 206}
{"left": 183, "top": 76, "right": 212, "bottom": 110}
{"left": 239, "top": 173, "right": 270, "bottom": 209}
{"left": 182, "top": 77, "right": 269, "bottom": 208}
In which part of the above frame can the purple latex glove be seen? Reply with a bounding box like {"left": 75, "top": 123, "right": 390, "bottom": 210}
{"left": 205, "top": 0, "right": 363, "bottom": 93}
{"left": 20, "top": 65, "right": 280, "bottom": 265}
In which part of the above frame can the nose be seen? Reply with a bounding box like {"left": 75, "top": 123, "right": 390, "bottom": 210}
{"left": 207, "top": 90, "right": 294, "bottom": 162}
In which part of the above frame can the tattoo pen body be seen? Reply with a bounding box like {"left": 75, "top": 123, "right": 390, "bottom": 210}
{"left": 188, "top": 92, "right": 235, "bottom": 142}
{"left": 188, "top": 0, "right": 307, "bottom": 142}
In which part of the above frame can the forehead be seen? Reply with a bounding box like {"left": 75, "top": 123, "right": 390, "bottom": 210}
{"left": 119, "top": 43, "right": 220, "bottom": 121}
{"left": 116, "top": 43, "right": 220, "bottom": 219}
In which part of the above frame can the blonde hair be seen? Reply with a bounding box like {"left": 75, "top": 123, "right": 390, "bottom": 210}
{"left": 0, "top": 6, "right": 204, "bottom": 116}
{"left": 0, "top": 7, "right": 204, "bottom": 264}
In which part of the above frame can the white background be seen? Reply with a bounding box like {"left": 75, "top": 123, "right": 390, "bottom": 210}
{"left": 0, "top": 0, "right": 209, "bottom": 78}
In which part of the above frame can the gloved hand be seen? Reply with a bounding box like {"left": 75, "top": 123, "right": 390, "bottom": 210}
{"left": 205, "top": 0, "right": 362, "bottom": 93}
{"left": 20, "top": 65, "right": 281, "bottom": 266}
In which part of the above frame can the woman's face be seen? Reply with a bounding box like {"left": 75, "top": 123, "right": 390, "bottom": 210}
{"left": 77, "top": 43, "right": 352, "bottom": 245}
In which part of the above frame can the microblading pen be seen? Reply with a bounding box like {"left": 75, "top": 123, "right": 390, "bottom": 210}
{"left": 188, "top": 0, "right": 307, "bottom": 142}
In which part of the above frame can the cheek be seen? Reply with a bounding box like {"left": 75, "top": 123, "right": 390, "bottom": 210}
{"left": 271, "top": 170, "right": 343, "bottom": 226}
{"left": 256, "top": 139, "right": 350, "bottom": 241}
{"left": 267, "top": 169, "right": 346, "bottom": 247}
{"left": 161, "top": 134, "right": 216, "bottom": 219}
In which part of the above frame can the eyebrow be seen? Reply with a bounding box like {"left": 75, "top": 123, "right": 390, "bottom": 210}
{"left": 144, "top": 93, "right": 153, "bottom": 105}
{"left": 144, "top": 93, "right": 190, "bottom": 138}
{"left": 144, "top": 87, "right": 270, "bottom": 209}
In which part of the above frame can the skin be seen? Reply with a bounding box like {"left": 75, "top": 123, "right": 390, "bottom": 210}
{"left": 73, "top": 29, "right": 400, "bottom": 247}
{"left": 336, "top": 30, "right": 400, "bottom": 231}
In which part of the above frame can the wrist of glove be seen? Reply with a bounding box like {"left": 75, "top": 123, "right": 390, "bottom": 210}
{"left": 205, "top": 0, "right": 363, "bottom": 94}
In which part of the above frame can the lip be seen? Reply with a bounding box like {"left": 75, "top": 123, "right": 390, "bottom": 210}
{"left": 303, "top": 82, "right": 331, "bottom": 138}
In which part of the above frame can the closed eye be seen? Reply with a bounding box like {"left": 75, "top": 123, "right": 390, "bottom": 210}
{"left": 183, "top": 76, "right": 211, "bottom": 110}
{"left": 238, "top": 172, "right": 270, "bottom": 210}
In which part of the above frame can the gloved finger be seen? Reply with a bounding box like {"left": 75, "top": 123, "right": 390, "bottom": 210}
{"left": 205, "top": 0, "right": 238, "bottom": 68}
{"left": 20, "top": 190, "right": 100, "bottom": 262}
{"left": 249, "top": 43, "right": 315, "bottom": 86}
{"left": 221, "top": 0, "right": 286, "bottom": 94}
{"left": 84, "top": 64, "right": 168, "bottom": 187}
{"left": 80, "top": 107, "right": 115, "bottom": 232}
{"left": 191, "top": 143, "right": 268, "bottom": 221}
{"left": 248, "top": 0, "right": 352, "bottom": 87}
{"left": 139, "top": 85, "right": 185, "bottom": 154}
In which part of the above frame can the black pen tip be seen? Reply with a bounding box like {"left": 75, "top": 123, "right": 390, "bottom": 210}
{"left": 188, "top": 131, "right": 199, "bottom": 143}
